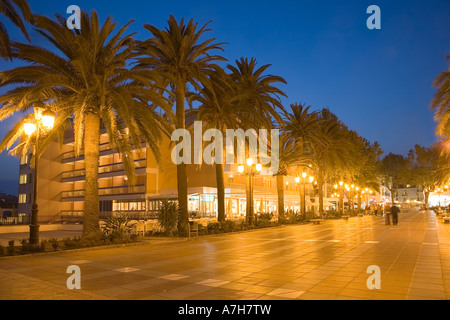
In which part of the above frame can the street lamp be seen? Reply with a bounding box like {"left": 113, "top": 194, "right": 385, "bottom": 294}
{"left": 335, "top": 181, "right": 345, "bottom": 214}
{"left": 295, "top": 172, "right": 314, "bottom": 216}
{"left": 238, "top": 158, "right": 262, "bottom": 225}
{"left": 24, "top": 107, "right": 55, "bottom": 245}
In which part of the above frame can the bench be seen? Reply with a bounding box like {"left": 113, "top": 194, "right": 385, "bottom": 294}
{"left": 443, "top": 217, "right": 450, "bottom": 224}
{"left": 310, "top": 219, "right": 323, "bottom": 225}
{"left": 358, "top": 214, "right": 364, "bottom": 217}
{"left": 342, "top": 216, "right": 350, "bottom": 220}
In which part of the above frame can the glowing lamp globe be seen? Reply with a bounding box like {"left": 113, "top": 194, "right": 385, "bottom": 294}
{"left": 24, "top": 123, "right": 37, "bottom": 136}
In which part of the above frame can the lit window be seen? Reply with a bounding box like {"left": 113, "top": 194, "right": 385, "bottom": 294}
{"left": 19, "top": 194, "right": 28, "bottom": 204}
{"left": 19, "top": 174, "right": 28, "bottom": 184}
{"left": 20, "top": 154, "right": 29, "bottom": 165}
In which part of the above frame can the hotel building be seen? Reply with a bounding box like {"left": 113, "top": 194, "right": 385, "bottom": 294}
{"left": 17, "top": 129, "right": 337, "bottom": 224}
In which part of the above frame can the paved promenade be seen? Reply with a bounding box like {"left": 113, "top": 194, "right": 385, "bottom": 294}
{"left": 1, "top": 211, "right": 450, "bottom": 300}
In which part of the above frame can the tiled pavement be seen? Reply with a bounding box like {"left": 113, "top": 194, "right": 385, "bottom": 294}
{"left": 1, "top": 210, "right": 450, "bottom": 300}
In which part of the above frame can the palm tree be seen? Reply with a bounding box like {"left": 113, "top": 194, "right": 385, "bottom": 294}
{"left": 278, "top": 103, "right": 321, "bottom": 220}
{"left": 228, "top": 57, "right": 287, "bottom": 126}
{"left": 187, "top": 68, "right": 273, "bottom": 222}
{"left": 187, "top": 69, "right": 238, "bottom": 223}
{"left": 0, "top": 0, "right": 33, "bottom": 59}
{"left": 309, "top": 109, "right": 352, "bottom": 216}
{"left": 227, "top": 57, "right": 287, "bottom": 222}
{"left": 0, "top": 11, "right": 171, "bottom": 239}
{"left": 431, "top": 55, "right": 450, "bottom": 144}
{"left": 138, "top": 15, "right": 227, "bottom": 232}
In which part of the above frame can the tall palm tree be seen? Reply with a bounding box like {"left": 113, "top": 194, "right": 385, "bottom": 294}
{"left": 309, "top": 109, "right": 352, "bottom": 216}
{"left": 227, "top": 57, "right": 287, "bottom": 223}
{"left": 187, "top": 68, "right": 271, "bottom": 222}
{"left": 0, "top": 0, "right": 33, "bottom": 59}
{"left": 431, "top": 55, "right": 450, "bottom": 144}
{"left": 138, "top": 15, "right": 226, "bottom": 232}
{"left": 0, "top": 11, "right": 171, "bottom": 239}
{"left": 228, "top": 57, "right": 287, "bottom": 126}
{"left": 278, "top": 103, "right": 321, "bottom": 220}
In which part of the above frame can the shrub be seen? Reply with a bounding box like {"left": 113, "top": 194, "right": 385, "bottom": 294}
{"left": 40, "top": 240, "right": 47, "bottom": 252}
{"left": 258, "top": 213, "right": 273, "bottom": 221}
{"left": 220, "top": 220, "right": 237, "bottom": 233}
{"left": 324, "top": 210, "right": 341, "bottom": 219}
{"left": 102, "top": 216, "right": 134, "bottom": 242}
{"left": 207, "top": 222, "right": 222, "bottom": 234}
{"left": 63, "top": 237, "right": 82, "bottom": 249}
{"left": 7, "top": 240, "right": 15, "bottom": 256}
{"left": 158, "top": 200, "right": 179, "bottom": 236}
{"left": 20, "top": 239, "right": 30, "bottom": 254}
{"left": 197, "top": 224, "right": 207, "bottom": 236}
{"left": 50, "top": 238, "right": 59, "bottom": 251}
{"left": 304, "top": 211, "right": 318, "bottom": 221}
{"left": 255, "top": 219, "right": 273, "bottom": 228}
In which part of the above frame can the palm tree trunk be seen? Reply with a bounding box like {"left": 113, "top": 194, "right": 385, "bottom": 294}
{"left": 318, "top": 166, "right": 324, "bottom": 217}
{"left": 216, "top": 163, "right": 225, "bottom": 222}
{"left": 83, "top": 112, "right": 101, "bottom": 239}
{"left": 176, "top": 79, "right": 189, "bottom": 233}
{"left": 276, "top": 174, "right": 285, "bottom": 222}
{"left": 424, "top": 190, "right": 430, "bottom": 209}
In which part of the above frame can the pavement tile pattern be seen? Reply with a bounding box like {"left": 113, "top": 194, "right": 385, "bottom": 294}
{"left": 1, "top": 211, "right": 450, "bottom": 300}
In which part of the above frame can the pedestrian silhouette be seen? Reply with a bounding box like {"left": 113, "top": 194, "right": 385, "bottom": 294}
{"left": 390, "top": 205, "right": 400, "bottom": 226}
{"left": 384, "top": 206, "right": 391, "bottom": 225}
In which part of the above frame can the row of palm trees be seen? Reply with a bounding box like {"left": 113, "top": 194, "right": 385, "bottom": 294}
{"left": 0, "top": 5, "right": 381, "bottom": 239}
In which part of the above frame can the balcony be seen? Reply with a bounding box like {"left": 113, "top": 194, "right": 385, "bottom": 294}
{"left": 61, "top": 184, "right": 146, "bottom": 201}
{"left": 62, "top": 142, "right": 147, "bottom": 163}
{"left": 61, "top": 159, "right": 147, "bottom": 182}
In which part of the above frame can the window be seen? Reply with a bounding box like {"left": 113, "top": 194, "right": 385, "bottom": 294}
{"left": 99, "top": 201, "right": 112, "bottom": 212}
{"left": 19, "top": 194, "right": 28, "bottom": 204}
{"left": 19, "top": 174, "right": 28, "bottom": 184}
{"left": 20, "top": 154, "right": 29, "bottom": 165}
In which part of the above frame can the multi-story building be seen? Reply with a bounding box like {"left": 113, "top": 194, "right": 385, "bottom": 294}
{"left": 17, "top": 129, "right": 341, "bottom": 224}
{"left": 394, "top": 187, "right": 424, "bottom": 204}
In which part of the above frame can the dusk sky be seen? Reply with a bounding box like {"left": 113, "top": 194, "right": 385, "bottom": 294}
{"left": 0, "top": 0, "right": 449, "bottom": 195}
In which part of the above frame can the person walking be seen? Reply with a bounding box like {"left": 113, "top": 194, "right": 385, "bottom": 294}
{"left": 384, "top": 205, "right": 391, "bottom": 225}
{"left": 391, "top": 204, "right": 400, "bottom": 226}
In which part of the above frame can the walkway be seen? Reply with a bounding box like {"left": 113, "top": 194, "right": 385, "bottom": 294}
{"left": 1, "top": 211, "right": 450, "bottom": 300}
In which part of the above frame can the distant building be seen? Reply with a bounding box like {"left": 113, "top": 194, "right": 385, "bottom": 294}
{"left": 0, "top": 193, "right": 18, "bottom": 208}
{"left": 394, "top": 187, "right": 424, "bottom": 204}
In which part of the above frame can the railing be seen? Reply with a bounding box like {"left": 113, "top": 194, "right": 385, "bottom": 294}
{"left": 62, "top": 142, "right": 147, "bottom": 161}
{"left": 0, "top": 215, "right": 64, "bottom": 225}
{"left": 61, "top": 159, "right": 147, "bottom": 180}
{"left": 61, "top": 184, "right": 146, "bottom": 199}
{"left": 62, "top": 142, "right": 113, "bottom": 160}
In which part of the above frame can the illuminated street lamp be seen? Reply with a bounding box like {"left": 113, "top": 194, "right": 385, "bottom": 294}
{"left": 24, "top": 107, "right": 55, "bottom": 245}
{"left": 335, "top": 181, "right": 344, "bottom": 214}
{"left": 238, "top": 158, "right": 262, "bottom": 225}
{"left": 295, "top": 172, "right": 314, "bottom": 215}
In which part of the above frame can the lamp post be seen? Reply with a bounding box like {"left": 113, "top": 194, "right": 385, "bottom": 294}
{"left": 334, "top": 181, "right": 345, "bottom": 214}
{"left": 24, "top": 107, "right": 55, "bottom": 245}
{"left": 295, "top": 173, "right": 314, "bottom": 216}
{"left": 238, "top": 158, "right": 262, "bottom": 226}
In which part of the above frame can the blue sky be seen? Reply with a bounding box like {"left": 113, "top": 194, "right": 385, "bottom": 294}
{"left": 0, "top": 0, "right": 449, "bottom": 195}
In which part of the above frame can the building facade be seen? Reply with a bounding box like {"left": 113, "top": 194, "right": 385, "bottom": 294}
{"left": 17, "top": 130, "right": 348, "bottom": 223}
